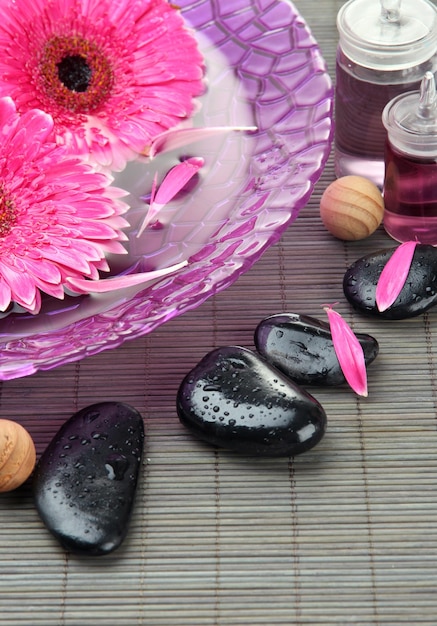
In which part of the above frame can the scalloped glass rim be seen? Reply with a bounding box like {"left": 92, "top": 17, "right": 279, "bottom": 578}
{"left": 0, "top": 0, "right": 333, "bottom": 380}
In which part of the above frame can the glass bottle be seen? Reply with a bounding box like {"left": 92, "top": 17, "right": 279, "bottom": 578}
{"left": 335, "top": 0, "right": 437, "bottom": 188}
{"left": 383, "top": 72, "right": 437, "bottom": 244}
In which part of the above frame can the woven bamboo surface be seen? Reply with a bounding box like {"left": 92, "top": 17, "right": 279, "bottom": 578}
{"left": 1, "top": 1, "right": 437, "bottom": 624}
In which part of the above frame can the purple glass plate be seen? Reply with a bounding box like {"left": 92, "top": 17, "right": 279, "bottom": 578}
{"left": 0, "top": 0, "right": 333, "bottom": 380}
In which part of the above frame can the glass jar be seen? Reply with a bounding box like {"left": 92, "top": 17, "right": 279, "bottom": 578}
{"left": 335, "top": 0, "right": 437, "bottom": 188}
{"left": 383, "top": 72, "right": 437, "bottom": 244}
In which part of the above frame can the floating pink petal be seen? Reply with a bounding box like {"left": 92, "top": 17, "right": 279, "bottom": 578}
{"left": 137, "top": 157, "right": 204, "bottom": 236}
{"left": 0, "top": 0, "right": 205, "bottom": 169}
{"left": 66, "top": 261, "right": 188, "bottom": 294}
{"left": 375, "top": 241, "right": 418, "bottom": 312}
{"left": 137, "top": 171, "right": 159, "bottom": 234}
{"left": 324, "top": 305, "right": 368, "bottom": 397}
{"left": 146, "top": 126, "right": 258, "bottom": 159}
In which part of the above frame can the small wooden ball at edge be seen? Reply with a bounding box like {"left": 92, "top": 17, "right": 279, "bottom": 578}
{"left": 0, "top": 419, "right": 36, "bottom": 492}
{"left": 320, "top": 175, "right": 385, "bottom": 241}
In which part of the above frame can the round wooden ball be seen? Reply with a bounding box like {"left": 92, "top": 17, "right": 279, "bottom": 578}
{"left": 320, "top": 175, "right": 384, "bottom": 241}
{"left": 0, "top": 419, "right": 36, "bottom": 492}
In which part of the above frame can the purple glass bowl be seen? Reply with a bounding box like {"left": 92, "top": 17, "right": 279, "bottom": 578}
{"left": 0, "top": 0, "right": 333, "bottom": 380}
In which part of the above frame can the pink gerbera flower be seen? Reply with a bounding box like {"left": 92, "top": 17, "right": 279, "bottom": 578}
{"left": 0, "top": 0, "right": 204, "bottom": 170}
{"left": 0, "top": 96, "right": 130, "bottom": 314}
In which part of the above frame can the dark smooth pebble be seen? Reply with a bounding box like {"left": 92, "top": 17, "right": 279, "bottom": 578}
{"left": 343, "top": 244, "right": 437, "bottom": 319}
{"left": 255, "top": 312, "right": 379, "bottom": 386}
{"left": 177, "top": 346, "right": 327, "bottom": 457}
{"left": 33, "top": 402, "right": 144, "bottom": 556}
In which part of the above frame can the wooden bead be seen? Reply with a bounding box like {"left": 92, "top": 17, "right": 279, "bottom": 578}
{"left": 0, "top": 419, "right": 36, "bottom": 492}
{"left": 320, "top": 175, "right": 384, "bottom": 241}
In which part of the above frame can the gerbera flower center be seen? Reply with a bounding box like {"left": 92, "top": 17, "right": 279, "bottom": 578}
{"left": 39, "top": 36, "right": 114, "bottom": 113}
{"left": 0, "top": 185, "right": 16, "bottom": 238}
{"left": 57, "top": 55, "right": 92, "bottom": 93}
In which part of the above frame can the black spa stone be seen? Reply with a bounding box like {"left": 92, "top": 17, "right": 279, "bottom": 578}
{"left": 343, "top": 244, "right": 437, "bottom": 319}
{"left": 33, "top": 402, "right": 144, "bottom": 556}
{"left": 177, "top": 346, "right": 327, "bottom": 457}
{"left": 254, "top": 313, "right": 379, "bottom": 386}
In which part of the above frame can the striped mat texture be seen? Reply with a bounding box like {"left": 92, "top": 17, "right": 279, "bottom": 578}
{"left": 1, "top": 1, "right": 437, "bottom": 624}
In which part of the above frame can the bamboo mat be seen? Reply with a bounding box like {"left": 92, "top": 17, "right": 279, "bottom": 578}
{"left": 2, "top": 1, "right": 437, "bottom": 624}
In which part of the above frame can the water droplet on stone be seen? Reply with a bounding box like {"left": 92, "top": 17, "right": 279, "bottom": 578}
{"left": 203, "top": 384, "right": 221, "bottom": 392}
{"left": 105, "top": 454, "right": 129, "bottom": 481}
{"left": 92, "top": 432, "right": 108, "bottom": 440}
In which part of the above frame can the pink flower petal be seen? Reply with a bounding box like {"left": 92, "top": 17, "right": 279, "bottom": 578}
{"left": 375, "top": 241, "right": 418, "bottom": 312}
{"left": 0, "top": 97, "right": 19, "bottom": 137}
{"left": 0, "top": 260, "right": 37, "bottom": 308}
{"left": 324, "top": 305, "right": 368, "bottom": 397}
{"left": 21, "top": 257, "right": 62, "bottom": 285}
{"left": 146, "top": 126, "right": 258, "bottom": 158}
{"left": 11, "top": 109, "right": 54, "bottom": 153}
{"left": 31, "top": 276, "right": 66, "bottom": 301}
{"left": 66, "top": 260, "right": 188, "bottom": 294}
{"left": 40, "top": 243, "right": 94, "bottom": 276}
{"left": 0, "top": 279, "right": 11, "bottom": 311}
{"left": 137, "top": 157, "right": 204, "bottom": 237}
{"left": 148, "top": 170, "right": 159, "bottom": 208}
{"left": 154, "top": 157, "right": 204, "bottom": 201}
{"left": 96, "top": 240, "right": 129, "bottom": 256}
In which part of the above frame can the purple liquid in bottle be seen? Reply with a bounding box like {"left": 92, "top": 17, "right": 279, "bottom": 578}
{"left": 383, "top": 72, "right": 437, "bottom": 244}
{"left": 383, "top": 142, "right": 437, "bottom": 244}
{"left": 335, "top": 0, "right": 437, "bottom": 188}
{"left": 335, "top": 51, "right": 424, "bottom": 187}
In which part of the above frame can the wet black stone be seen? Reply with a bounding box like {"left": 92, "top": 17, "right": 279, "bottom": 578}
{"left": 33, "top": 402, "right": 144, "bottom": 556}
{"left": 343, "top": 244, "right": 437, "bottom": 319}
{"left": 177, "top": 346, "right": 327, "bottom": 457}
{"left": 254, "top": 313, "right": 379, "bottom": 386}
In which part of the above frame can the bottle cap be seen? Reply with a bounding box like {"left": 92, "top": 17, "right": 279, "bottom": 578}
{"left": 383, "top": 72, "right": 437, "bottom": 157}
{"left": 337, "top": 0, "right": 437, "bottom": 70}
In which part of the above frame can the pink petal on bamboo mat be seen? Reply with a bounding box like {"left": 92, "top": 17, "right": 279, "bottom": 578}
{"left": 137, "top": 157, "right": 204, "bottom": 237}
{"left": 375, "top": 241, "right": 417, "bottom": 312}
{"left": 324, "top": 305, "right": 368, "bottom": 397}
{"left": 147, "top": 126, "right": 257, "bottom": 158}
{"left": 66, "top": 261, "right": 187, "bottom": 294}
